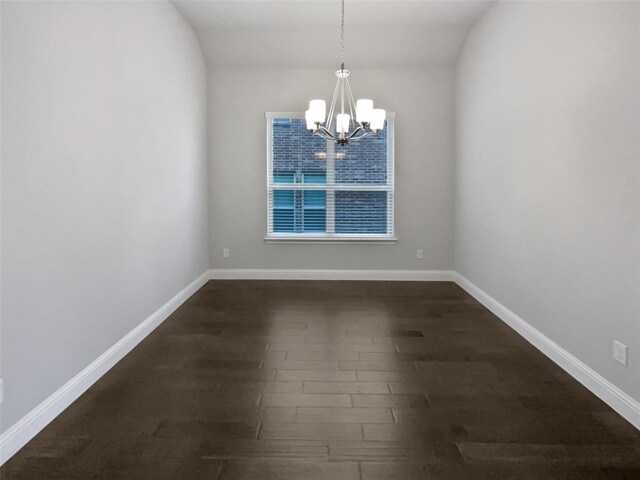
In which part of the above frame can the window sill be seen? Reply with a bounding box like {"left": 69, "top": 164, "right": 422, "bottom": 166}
{"left": 265, "top": 235, "right": 397, "bottom": 245}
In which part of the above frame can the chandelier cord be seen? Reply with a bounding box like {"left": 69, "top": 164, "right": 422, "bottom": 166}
{"left": 340, "top": 0, "right": 345, "bottom": 69}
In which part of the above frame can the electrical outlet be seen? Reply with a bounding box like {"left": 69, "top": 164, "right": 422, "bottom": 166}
{"left": 0, "top": 379, "right": 4, "bottom": 405}
{"left": 416, "top": 249, "right": 424, "bottom": 259}
{"left": 223, "top": 248, "right": 230, "bottom": 258}
{"left": 613, "top": 341, "right": 627, "bottom": 366}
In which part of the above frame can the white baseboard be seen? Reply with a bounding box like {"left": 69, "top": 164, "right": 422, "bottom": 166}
{"left": 208, "top": 268, "right": 455, "bottom": 281}
{"left": 454, "top": 273, "right": 640, "bottom": 430}
{"left": 0, "top": 271, "right": 210, "bottom": 465}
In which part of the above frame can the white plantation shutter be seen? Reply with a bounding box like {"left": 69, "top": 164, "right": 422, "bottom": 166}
{"left": 266, "top": 113, "right": 395, "bottom": 241}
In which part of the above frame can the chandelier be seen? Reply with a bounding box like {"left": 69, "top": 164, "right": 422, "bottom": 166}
{"left": 305, "top": 0, "right": 386, "bottom": 145}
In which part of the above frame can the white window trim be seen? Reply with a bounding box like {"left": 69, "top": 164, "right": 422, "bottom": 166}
{"left": 265, "top": 112, "right": 396, "bottom": 243}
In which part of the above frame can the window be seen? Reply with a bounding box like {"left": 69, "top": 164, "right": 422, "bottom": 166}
{"left": 266, "top": 113, "right": 395, "bottom": 241}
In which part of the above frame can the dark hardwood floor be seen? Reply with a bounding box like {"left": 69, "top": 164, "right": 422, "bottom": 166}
{"left": 2, "top": 280, "right": 639, "bottom": 479}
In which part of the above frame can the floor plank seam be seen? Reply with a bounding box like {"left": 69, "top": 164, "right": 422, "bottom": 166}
{"left": 213, "top": 459, "right": 224, "bottom": 480}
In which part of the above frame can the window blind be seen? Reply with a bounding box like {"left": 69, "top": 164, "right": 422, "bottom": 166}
{"left": 267, "top": 115, "right": 394, "bottom": 240}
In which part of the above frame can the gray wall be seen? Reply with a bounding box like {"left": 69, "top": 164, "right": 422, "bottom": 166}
{"left": 0, "top": 1, "right": 209, "bottom": 432}
{"left": 209, "top": 68, "right": 455, "bottom": 270}
{"left": 455, "top": 1, "right": 640, "bottom": 402}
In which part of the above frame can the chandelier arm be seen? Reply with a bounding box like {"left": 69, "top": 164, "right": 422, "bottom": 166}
{"left": 326, "top": 78, "right": 340, "bottom": 132}
{"left": 312, "top": 132, "right": 333, "bottom": 142}
{"left": 345, "top": 78, "right": 356, "bottom": 131}
{"left": 313, "top": 131, "right": 329, "bottom": 140}
{"left": 313, "top": 126, "right": 378, "bottom": 145}
{"left": 348, "top": 129, "right": 379, "bottom": 142}
{"left": 345, "top": 77, "right": 358, "bottom": 127}
{"left": 314, "top": 126, "right": 337, "bottom": 141}
{"left": 345, "top": 125, "right": 364, "bottom": 140}
{"left": 318, "top": 125, "right": 335, "bottom": 137}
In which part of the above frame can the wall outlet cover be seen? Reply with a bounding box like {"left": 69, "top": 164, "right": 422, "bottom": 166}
{"left": 223, "top": 248, "right": 230, "bottom": 258}
{"left": 613, "top": 340, "right": 627, "bottom": 366}
{"left": 416, "top": 249, "right": 424, "bottom": 259}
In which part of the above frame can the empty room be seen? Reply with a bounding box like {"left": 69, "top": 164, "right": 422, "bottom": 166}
{"left": 1, "top": 0, "right": 639, "bottom": 478}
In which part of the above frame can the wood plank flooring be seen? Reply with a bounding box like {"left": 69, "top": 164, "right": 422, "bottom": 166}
{"left": 2, "top": 280, "right": 639, "bottom": 479}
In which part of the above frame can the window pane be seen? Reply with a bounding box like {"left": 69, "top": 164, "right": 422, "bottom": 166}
{"left": 274, "top": 171, "right": 294, "bottom": 184}
{"left": 273, "top": 190, "right": 294, "bottom": 208}
{"left": 335, "top": 191, "right": 387, "bottom": 234}
{"left": 303, "top": 208, "right": 326, "bottom": 232}
{"left": 303, "top": 172, "right": 326, "bottom": 184}
{"left": 273, "top": 208, "right": 295, "bottom": 232}
{"left": 334, "top": 125, "right": 387, "bottom": 185}
{"left": 273, "top": 118, "right": 326, "bottom": 181}
{"left": 273, "top": 190, "right": 295, "bottom": 232}
{"left": 303, "top": 172, "right": 327, "bottom": 231}
{"left": 303, "top": 190, "right": 325, "bottom": 208}
{"left": 303, "top": 190, "right": 326, "bottom": 232}
{"left": 273, "top": 189, "right": 326, "bottom": 233}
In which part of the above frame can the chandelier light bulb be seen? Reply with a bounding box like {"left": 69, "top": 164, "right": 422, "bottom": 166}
{"left": 305, "top": 110, "right": 317, "bottom": 131}
{"left": 370, "top": 109, "right": 386, "bottom": 131}
{"left": 309, "top": 100, "right": 326, "bottom": 124}
{"left": 356, "top": 99, "right": 374, "bottom": 124}
{"left": 336, "top": 114, "right": 350, "bottom": 134}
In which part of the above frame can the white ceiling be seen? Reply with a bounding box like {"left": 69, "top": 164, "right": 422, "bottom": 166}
{"left": 172, "top": 1, "right": 494, "bottom": 29}
{"left": 171, "top": 0, "right": 494, "bottom": 68}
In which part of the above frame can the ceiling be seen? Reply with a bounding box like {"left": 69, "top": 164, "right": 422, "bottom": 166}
{"left": 171, "top": 0, "right": 494, "bottom": 68}
{"left": 172, "top": 1, "right": 494, "bottom": 29}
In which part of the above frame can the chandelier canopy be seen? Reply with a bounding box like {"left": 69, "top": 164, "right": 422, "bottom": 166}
{"left": 305, "top": 0, "right": 386, "bottom": 145}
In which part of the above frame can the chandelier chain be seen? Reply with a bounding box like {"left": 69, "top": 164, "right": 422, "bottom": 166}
{"left": 341, "top": 0, "right": 345, "bottom": 68}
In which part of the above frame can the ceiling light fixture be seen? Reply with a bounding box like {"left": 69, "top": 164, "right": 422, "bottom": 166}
{"left": 305, "top": 0, "right": 386, "bottom": 145}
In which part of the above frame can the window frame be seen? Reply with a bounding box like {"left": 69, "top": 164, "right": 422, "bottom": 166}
{"left": 265, "top": 112, "right": 396, "bottom": 243}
